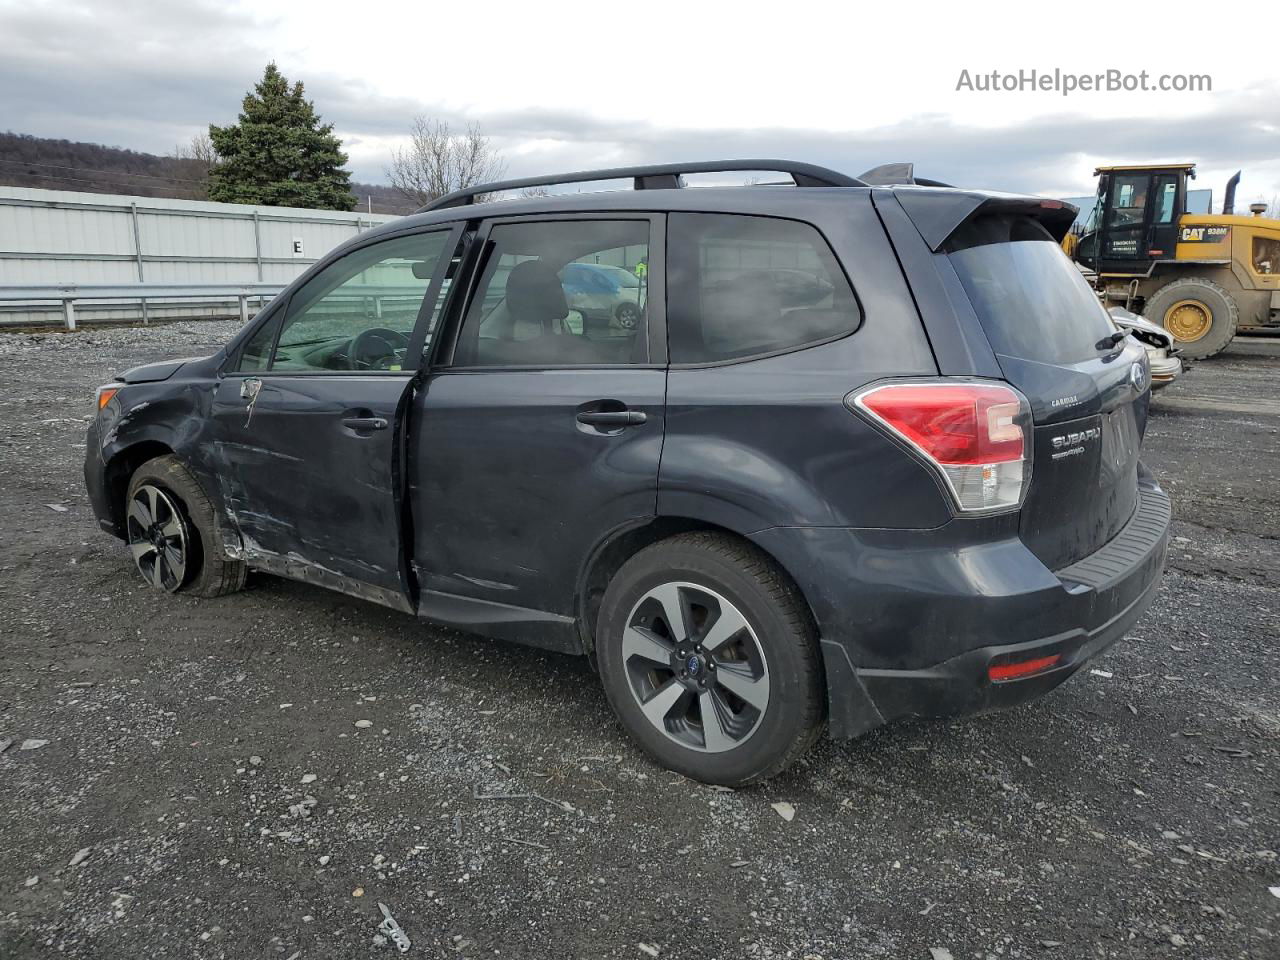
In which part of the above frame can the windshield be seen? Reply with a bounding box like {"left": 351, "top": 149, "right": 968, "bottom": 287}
{"left": 946, "top": 214, "right": 1115, "bottom": 366}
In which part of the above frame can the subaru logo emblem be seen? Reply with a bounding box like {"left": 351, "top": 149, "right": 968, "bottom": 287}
{"left": 1130, "top": 361, "right": 1147, "bottom": 393}
{"left": 686, "top": 655, "right": 701, "bottom": 675}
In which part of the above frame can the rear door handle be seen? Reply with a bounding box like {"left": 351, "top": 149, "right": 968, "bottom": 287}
{"left": 576, "top": 410, "right": 647, "bottom": 427}
{"left": 342, "top": 416, "right": 388, "bottom": 431}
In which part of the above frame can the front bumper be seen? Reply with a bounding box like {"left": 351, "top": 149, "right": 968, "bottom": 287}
{"left": 752, "top": 477, "right": 1171, "bottom": 738}
{"left": 83, "top": 417, "right": 121, "bottom": 537}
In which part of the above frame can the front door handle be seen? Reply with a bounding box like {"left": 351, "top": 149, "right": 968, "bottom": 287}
{"left": 342, "top": 416, "right": 388, "bottom": 431}
{"left": 576, "top": 410, "right": 647, "bottom": 427}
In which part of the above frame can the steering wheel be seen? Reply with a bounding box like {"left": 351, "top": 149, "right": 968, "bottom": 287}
{"left": 348, "top": 327, "right": 409, "bottom": 370}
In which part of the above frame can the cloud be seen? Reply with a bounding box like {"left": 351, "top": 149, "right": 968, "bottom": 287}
{"left": 0, "top": 0, "right": 274, "bottom": 149}
{"left": 2, "top": 0, "right": 1277, "bottom": 203}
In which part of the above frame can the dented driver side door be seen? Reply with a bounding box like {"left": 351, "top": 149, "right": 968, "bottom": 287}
{"left": 210, "top": 226, "right": 461, "bottom": 609}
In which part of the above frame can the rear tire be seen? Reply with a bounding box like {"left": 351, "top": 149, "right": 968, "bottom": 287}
{"left": 596, "top": 532, "right": 825, "bottom": 786}
{"left": 126, "top": 455, "right": 246, "bottom": 598}
{"left": 1145, "top": 276, "right": 1238, "bottom": 360}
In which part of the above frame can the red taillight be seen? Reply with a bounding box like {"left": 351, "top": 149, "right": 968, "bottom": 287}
{"left": 850, "top": 381, "right": 1031, "bottom": 514}
{"left": 856, "top": 384, "right": 1024, "bottom": 465}
{"left": 988, "top": 654, "right": 1062, "bottom": 682}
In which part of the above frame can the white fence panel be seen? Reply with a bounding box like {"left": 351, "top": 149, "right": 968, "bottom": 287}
{"left": 258, "top": 218, "right": 354, "bottom": 263}
{"left": 1, "top": 257, "right": 138, "bottom": 285}
{"left": 0, "top": 186, "right": 399, "bottom": 325}
{"left": 137, "top": 210, "right": 256, "bottom": 259}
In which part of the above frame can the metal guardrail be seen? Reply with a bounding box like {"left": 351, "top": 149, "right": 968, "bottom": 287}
{"left": 0, "top": 282, "right": 286, "bottom": 330}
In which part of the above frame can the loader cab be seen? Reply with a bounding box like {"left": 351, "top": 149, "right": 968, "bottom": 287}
{"left": 1075, "top": 164, "right": 1194, "bottom": 274}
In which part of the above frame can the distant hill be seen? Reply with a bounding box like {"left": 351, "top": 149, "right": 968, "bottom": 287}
{"left": 0, "top": 131, "right": 415, "bottom": 215}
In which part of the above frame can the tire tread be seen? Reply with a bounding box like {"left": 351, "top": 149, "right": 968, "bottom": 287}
{"left": 1146, "top": 275, "right": 1238, "bottom": 359}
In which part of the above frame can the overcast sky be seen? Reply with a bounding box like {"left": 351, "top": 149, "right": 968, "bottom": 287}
{"left": 3, "top": 0, "right": 1278, "bottom": 206}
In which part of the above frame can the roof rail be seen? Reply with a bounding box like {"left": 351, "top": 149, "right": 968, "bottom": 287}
{"left": 417, "top": 159, "right": 866, "bottom": 213}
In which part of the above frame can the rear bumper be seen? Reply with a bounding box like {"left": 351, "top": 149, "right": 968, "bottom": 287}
{"left": 752, "top": 476, "right": 1171, "bottom": 738}
{"left": 850, "top": 512, "right": 1165, "bottom": 722}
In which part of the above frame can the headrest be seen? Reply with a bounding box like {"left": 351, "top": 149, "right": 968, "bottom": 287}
{"left": 507, "top": 260, "right": 567, "bottom": 326}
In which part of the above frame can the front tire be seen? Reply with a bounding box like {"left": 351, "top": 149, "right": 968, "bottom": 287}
{"left": 596, "top": 532, "right": 824, "bottom": 785}
{"left": 1146, "top": 276, "right": 1238, "bottom": 360}
{"left": 125, "top": 455, "right": 246, "bottom": 598}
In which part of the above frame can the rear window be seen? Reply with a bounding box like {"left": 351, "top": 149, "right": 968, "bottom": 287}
{"left": 946, "top": 214, "right": 1114, "bottom": 365}
{"left": 667, "top": 213, "right": 860, "bottom": 364}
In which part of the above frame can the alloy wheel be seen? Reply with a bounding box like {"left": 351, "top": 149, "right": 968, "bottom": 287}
{"left": 126, "top": 484, "right": 189, "bottom": 592}
{"left": 622, "top": 581, "right": 770, "bottom": 753}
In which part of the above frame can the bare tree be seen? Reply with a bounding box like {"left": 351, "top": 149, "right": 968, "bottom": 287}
{"left": 171, "top": 133, "right": 219, "bottom": 199}
{"left": 173, "top": 133, "right": 217, "bottom": 170}
{"left": 386, "top": 118, "right": 506, "bottom": 207}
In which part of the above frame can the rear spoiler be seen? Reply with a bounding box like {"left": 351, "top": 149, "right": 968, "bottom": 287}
{"left": 890, "top": 187, "right": 1079, "bottom": 251}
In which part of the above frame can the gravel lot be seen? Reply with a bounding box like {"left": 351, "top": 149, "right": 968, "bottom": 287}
{"left": 1, "top": 321, "right": 1277, "bottom": 960}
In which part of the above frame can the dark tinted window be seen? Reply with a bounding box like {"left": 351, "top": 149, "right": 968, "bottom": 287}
{"left": 667, "top": 213, "right": 860, "bottom": 363}
{"left": 454, "top": 220, "right": 650, "bottom": 367}
{"left": 946, "top": 215, "right": 1115, "bottom": 366}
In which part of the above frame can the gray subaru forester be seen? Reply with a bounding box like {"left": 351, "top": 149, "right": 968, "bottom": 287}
{"left": 85, "top": 160, "right": 1170, "bottom": 785}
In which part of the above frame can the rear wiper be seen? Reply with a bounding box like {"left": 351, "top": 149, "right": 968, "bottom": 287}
{"left": 1096, "top": 330, "right": 1127, "bottom": 351}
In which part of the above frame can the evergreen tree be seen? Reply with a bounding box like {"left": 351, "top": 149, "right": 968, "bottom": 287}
{"left": 208, "top": 64, "right": 356, "bottom": 211}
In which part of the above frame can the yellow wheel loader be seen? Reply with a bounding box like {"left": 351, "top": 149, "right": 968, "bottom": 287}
{"left": 1068, "top": 164, "right": 1280, "bottom": 359}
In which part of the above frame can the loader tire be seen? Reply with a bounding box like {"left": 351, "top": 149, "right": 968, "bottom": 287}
{"left": 1146, "top": 276, "right": 1238, "bottom": 360}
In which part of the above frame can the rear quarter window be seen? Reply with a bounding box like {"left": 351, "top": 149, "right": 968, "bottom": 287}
{"left": 946, "top": 214, "right": 1115, "bottom": 366}
{"left": 667, "top": 213, "right": 861, "bottom": 363}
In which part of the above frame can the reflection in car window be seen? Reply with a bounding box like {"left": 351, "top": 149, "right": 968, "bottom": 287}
{"left": 666, "top": 213, "right": 860, "bottom": 363}
{"left": 241, "top": 231, "right": 450, "bottom": 373}
{"left": 456, "top": 220, "right": 650, "bottom": 367}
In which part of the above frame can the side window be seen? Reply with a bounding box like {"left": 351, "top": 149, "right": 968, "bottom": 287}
{"left": 239, "top": 315, "right": 277, "bottom": 371}
{"left": 1153, "top": 179, "right": 1178, "bottom": 224}
{"left": 666, "top": 213, "right": 861, "bottom": 364}
{"left": 1111, "top": 174, "right": 1149, "bottom": 225}
{"left": 240, "top": 231, "right": 451, "bottom": 373}
{"left": 455, "top": 220, "right": 650, "bottom": 367}
{"left": 1254, "top": 237, "right": 1279, "bottom": 275}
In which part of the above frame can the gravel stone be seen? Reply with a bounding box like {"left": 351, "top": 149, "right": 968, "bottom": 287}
{"left": 0, "top": 324, "right": 1276, "bottom": 958}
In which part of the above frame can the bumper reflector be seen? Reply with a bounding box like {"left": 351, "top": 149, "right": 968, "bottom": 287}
{"left": 988, "top": 654, "right": 1062, "bottom": 683}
